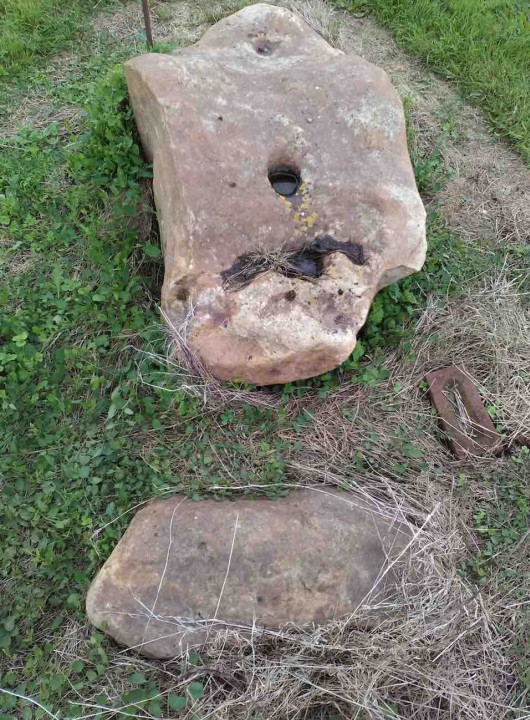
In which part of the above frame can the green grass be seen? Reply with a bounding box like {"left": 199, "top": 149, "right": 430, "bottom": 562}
{"left": 338, "top": 0, "right": 530, "bottom": 163}
{"left": 0, "top": 0, "right": 123, "bottom": 78}
{"left": 0, "top": 2, "right": 529, "bottom": 717}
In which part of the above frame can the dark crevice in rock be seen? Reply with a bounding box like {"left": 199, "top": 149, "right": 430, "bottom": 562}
{"left": 222, "top": 235, "right": 365, "bottom": 290}
{"left": 254, "top": 40, "right": 280, "bottom": 56}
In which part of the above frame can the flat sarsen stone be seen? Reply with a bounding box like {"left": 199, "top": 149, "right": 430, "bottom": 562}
{"left": 87, "top": 489, "right": 412, "bottom": 658}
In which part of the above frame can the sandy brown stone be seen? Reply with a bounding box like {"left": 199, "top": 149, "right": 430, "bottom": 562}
{"left": 86, "top": 489, "right": 412, "bottom": 659}
{"left": 125, "top": 3, "right": 426, "bottom": 385}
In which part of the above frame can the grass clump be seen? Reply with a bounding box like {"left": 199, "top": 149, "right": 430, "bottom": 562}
{"left": 337, "top": 0, "right": 530, "bottom": 164}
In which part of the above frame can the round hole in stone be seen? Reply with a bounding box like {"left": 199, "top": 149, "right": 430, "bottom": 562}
{"left": 268, "top": 166, "right": 301, "bottom": 197}
{"left": 254, "top": 40, "right": 278, "bottom": 56}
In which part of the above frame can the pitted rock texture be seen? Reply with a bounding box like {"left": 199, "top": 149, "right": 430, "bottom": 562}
{"left": 86, "top": 489, "right": 412, "bottom": 659}
{"left": 125, "top": 3, "right": 426, "bottom": 385}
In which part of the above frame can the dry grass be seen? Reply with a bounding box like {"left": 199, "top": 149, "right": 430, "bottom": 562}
{"left": 138, "top": 305, "right": 279, "bottom": 409}
{"left": 0, "top": 100, "right": 83, "bottom": 138}
{"left": 77, "top": 267, "right": 529, "bottom": 720}
{"left": 412, "top": 273, "right": 530, "bottom": 444}
{"left": 281, "top": 270, "right": 530, "bottom": 483}
{"left": 92, "top": 0, "right": 205, "bottom": 46}
{"left": 289, "top": 0, "right": 342, "bottom": 45}
{"left": 188, "top": 534, "right": 518, "bottom": 719}
{"left": 221, "top": 244, "right": 300, "bottom": 290}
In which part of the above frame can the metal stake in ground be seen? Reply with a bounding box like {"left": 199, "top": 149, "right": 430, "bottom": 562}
{"left": 141, "top": 0, "right": 154, "bottom": 48}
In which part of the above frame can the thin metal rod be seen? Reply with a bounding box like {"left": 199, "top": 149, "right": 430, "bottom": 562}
{"left": 141, "top": 0, "right": 154, "bottom": 47}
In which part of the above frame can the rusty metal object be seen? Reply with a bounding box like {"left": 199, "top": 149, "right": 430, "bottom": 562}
{"left": 141, "top": 0, "right": 154, "bottom": 47}
{"left": 425, "top": 367, "right": 502, "bottom": 460}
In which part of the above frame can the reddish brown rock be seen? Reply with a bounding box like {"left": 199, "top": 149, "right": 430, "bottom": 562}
{"left": 425, "top": 367, "right": 502, "bottom": 459}
{"left": 86, "top": 489, "right": 412, "bottom": 659}
{"left": 125, "top": 3, "right": 426, "bottom": 385}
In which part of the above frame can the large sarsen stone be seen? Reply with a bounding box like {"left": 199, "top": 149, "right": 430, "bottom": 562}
{"left": 86, "top": 489, "right": 412, "bottom": 659}
{"left": 125, "top": 3, "right": 426, "bottom": 385}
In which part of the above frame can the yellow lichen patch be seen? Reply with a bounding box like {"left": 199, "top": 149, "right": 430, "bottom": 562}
{"left": 306, "top": 212, "right": 318, "bottom": 229}
{"left": 325, "top": 264, "right": 341, "bottom": 278}
{"left": 274, "top": 181, "right": 320, "bottom": 238}
{"left": 278, "top": 195, "right": 293, "bottom": 210}
{"left": 291, "top": 183, "right": 320, "bottom": 235}
{"left": 295, "top": 208, "right": 319, "bottom": 234}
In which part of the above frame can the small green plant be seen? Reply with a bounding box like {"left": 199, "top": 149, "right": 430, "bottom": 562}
{"left": 154, "top": 5, "right": 173, "bottom": 22}
{"left": 0, "top": 48, "right": 292, "bottom": 714}
{"left": 465, "top": 450, "right": 530, "bottom": 585}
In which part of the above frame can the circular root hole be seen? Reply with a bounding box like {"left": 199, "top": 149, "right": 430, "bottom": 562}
{"left": 268, "top": 166, "right": 301, "bottom": 197}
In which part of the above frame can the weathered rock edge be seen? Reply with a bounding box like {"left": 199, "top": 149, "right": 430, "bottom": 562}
{"left": 125, "top": 3, "right": 426, "bottom": 385}
{"left": 87, "top": 489, "right": 412, "bottom": 659}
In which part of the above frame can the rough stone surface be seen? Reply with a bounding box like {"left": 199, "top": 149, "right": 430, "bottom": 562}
{"left": 125, "top": 3, "right": 426, "bottom": 385}
{"left": 87, "top": 489, "right": 411, "bottom": 658}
